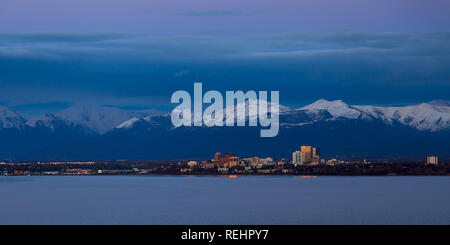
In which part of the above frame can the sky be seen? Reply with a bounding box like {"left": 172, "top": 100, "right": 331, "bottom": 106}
{"left": 0, "top": 0, "right": 449, "bottom": 114}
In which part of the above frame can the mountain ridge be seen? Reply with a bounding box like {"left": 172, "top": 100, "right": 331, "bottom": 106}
{"left": 2, "top": 100, "right": 450, "bottom": 133}
{"left": 1, "top": 100, "right": 449, "bottom": 160}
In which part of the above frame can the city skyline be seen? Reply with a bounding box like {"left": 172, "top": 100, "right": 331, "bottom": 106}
{"left": 2, "top": 148, "right": 444, "bottom": 177}
{"left": 0, "top": 0, "right": 449, "bottom": 230}
{"left": 1, "top": 97, "right": 449, "bottom": 161}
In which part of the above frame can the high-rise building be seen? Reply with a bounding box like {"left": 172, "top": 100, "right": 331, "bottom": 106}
{"left": 311, "top": 147, "right": 320, "bottom": 165}
{"left": 427, "top": 156, "right": 438, "bottom": 165}
{"left": 301, "top": 146, "right": 312, "bottom": 163}
{"left": 292, "top": 151, "right": 301, "bottom": 165}
{"left": 312, "top": 147, "right": 318, "bottom": 158}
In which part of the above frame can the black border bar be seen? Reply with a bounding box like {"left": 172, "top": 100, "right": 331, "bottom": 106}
{"left": 0, "top": 225, "right": 448, "bottom": 244}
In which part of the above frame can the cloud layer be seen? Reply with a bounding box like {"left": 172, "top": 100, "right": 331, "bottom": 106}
{"left": 0, "top": 31, "right": 449, "bottom": 113}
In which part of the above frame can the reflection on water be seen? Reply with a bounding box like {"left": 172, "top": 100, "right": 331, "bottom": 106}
{"left": 300, "top": 176, "right": 318, "bottom": 178}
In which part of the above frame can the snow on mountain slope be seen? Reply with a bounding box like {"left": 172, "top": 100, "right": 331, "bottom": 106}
{"left": 116, "top": 117, "right": 141, "bottom": 129}
{"left": 279, "top": 109, "right": 333, "bottom": 127}
{"left": 301, "top": 99, "right": 367, "bottom": 119}
{"left": 25, "top": 113, "right": 82, "bottom": 132}
{"left": 26, "top": 114, "right": 64, "bottom": 127}
{"left": 203, "top": 99, "right": 290, "bottom": 126}
{"left": 300, "top": 99, "right": 450, "bottom": 131}
{"left": 354, "top": 101, "right": 450, "bottom": 131}
{"left": 119, "top": 99, "right": 450, "bottom": 132}
{"left": 115, "top": 115, "right": 173, "bottom": 131}
{"left": 49, "top": 99, "right": 450, "bottom": 133}
{"left": 168, "top": 99, "right": 291, "bottom": 127}
{"left": 0, "top": 106, "right": 26, "bottom": 129}
{"left": 56, "top": 106, "right": 160, "bottom": 134}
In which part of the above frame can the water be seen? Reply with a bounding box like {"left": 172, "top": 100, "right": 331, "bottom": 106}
{"left": 0, "top": 175, "right": 449, "bottom": 225}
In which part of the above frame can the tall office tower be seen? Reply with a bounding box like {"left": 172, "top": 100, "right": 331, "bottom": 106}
{"left": 292, "top": 151, "right": 301, "bottom": 164}
{"left": 292, "top": 152, "right": 296, "bottom": 164}
{"left": 427, "top": 156, "right": 438, "bottom": 165}
{"left": 301, "top": 146, "right": 312, "bottom": 163}
{"left": 312, "top": 147, "right": 319, "bottom": 158}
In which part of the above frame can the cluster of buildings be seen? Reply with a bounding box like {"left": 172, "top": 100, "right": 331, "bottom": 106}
{"left": 291, "top": 146, "right": 349, "bottom": 166}
{"left": 178, "top": 145, "right": 345, "bottom": 173}
{"left": 178, "top": 152, "right": 282, "bottom": 173}
{"left": 177, "top": 146, "right": 362, "bottom": 173}
{"left": 292, "top": 146, "right": 322, "bottom": 165}
{"left": 178, "top": 147, "right": 442, "bottom": 174}
{"left": 0, "top": 150, "right": 442, "bottom": 176}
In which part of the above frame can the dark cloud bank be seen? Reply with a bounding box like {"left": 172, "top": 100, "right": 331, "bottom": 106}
{"left": 0, "top": 31, "right": 449, "bottom": 113}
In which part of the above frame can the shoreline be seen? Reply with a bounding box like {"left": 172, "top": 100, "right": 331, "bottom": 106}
{"left": 3, "top": 173, "right": 450, "bottom": 177}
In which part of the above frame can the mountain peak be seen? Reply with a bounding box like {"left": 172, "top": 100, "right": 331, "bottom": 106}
{"left": 56, "top": 105, "right": 160, "bottom": 134}
{"left": 0, "top": 106, "right": 26, "bottom": 129}
{"left": 307, "top": 99, "right": 347, "bottom": 107}
{"left": 302, "top": 99, "right": 362, "bottom": 119}
{"left": 354, "top": 101, "right": 450, "bottom": 131}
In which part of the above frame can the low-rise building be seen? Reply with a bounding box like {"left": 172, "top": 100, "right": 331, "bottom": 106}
{"left": 187, "top": 161, "right": 199, "bottom": 168}
{"left": 217, "top": 167, "right": 229, "bottom": 173}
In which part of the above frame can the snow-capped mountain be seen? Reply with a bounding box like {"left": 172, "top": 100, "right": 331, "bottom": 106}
{"left": 2, "top": 99, "right": 449, "bottom": 133}
{"left": 116, "top": 115, "right": 172, "bottom": 131}
{"left": 301, "top": 99, "right": 367, "bottom": 119}
{"left": 116, "top": 99, "right": 450, "bottom": 132}
{"left": 0, "top": 105, "right": 161, "bottom": 133}
{"left": 56, "top": 105, "right": 161, "bottom": 134}
{"left": 0, "top": 106, "right": 26, "bottom": 129}
{"left": 201, "top": 99, "right": 290, "bottom": 126}
{"left": 25, "top": 113, "right": 85, "bottom": 132}
{"left": 354, "top": 101, "right": 450, "bottom": 131}
{"left": 168, "top": 99, "right": 291, "bottom": 127}
{"left": 1, "top": 99, "right": 450, "bottom": 160}
{"left": 300, "top": 99, "right": 450, "bottom": 131}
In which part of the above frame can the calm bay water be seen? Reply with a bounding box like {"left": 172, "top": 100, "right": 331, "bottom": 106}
{"left": 0, "top": 175, "right": 449, "bottom": 224}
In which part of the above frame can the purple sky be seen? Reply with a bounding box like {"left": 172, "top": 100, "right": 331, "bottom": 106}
{"left": 1, "top": 0, "right": 449, "bottom": 34}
